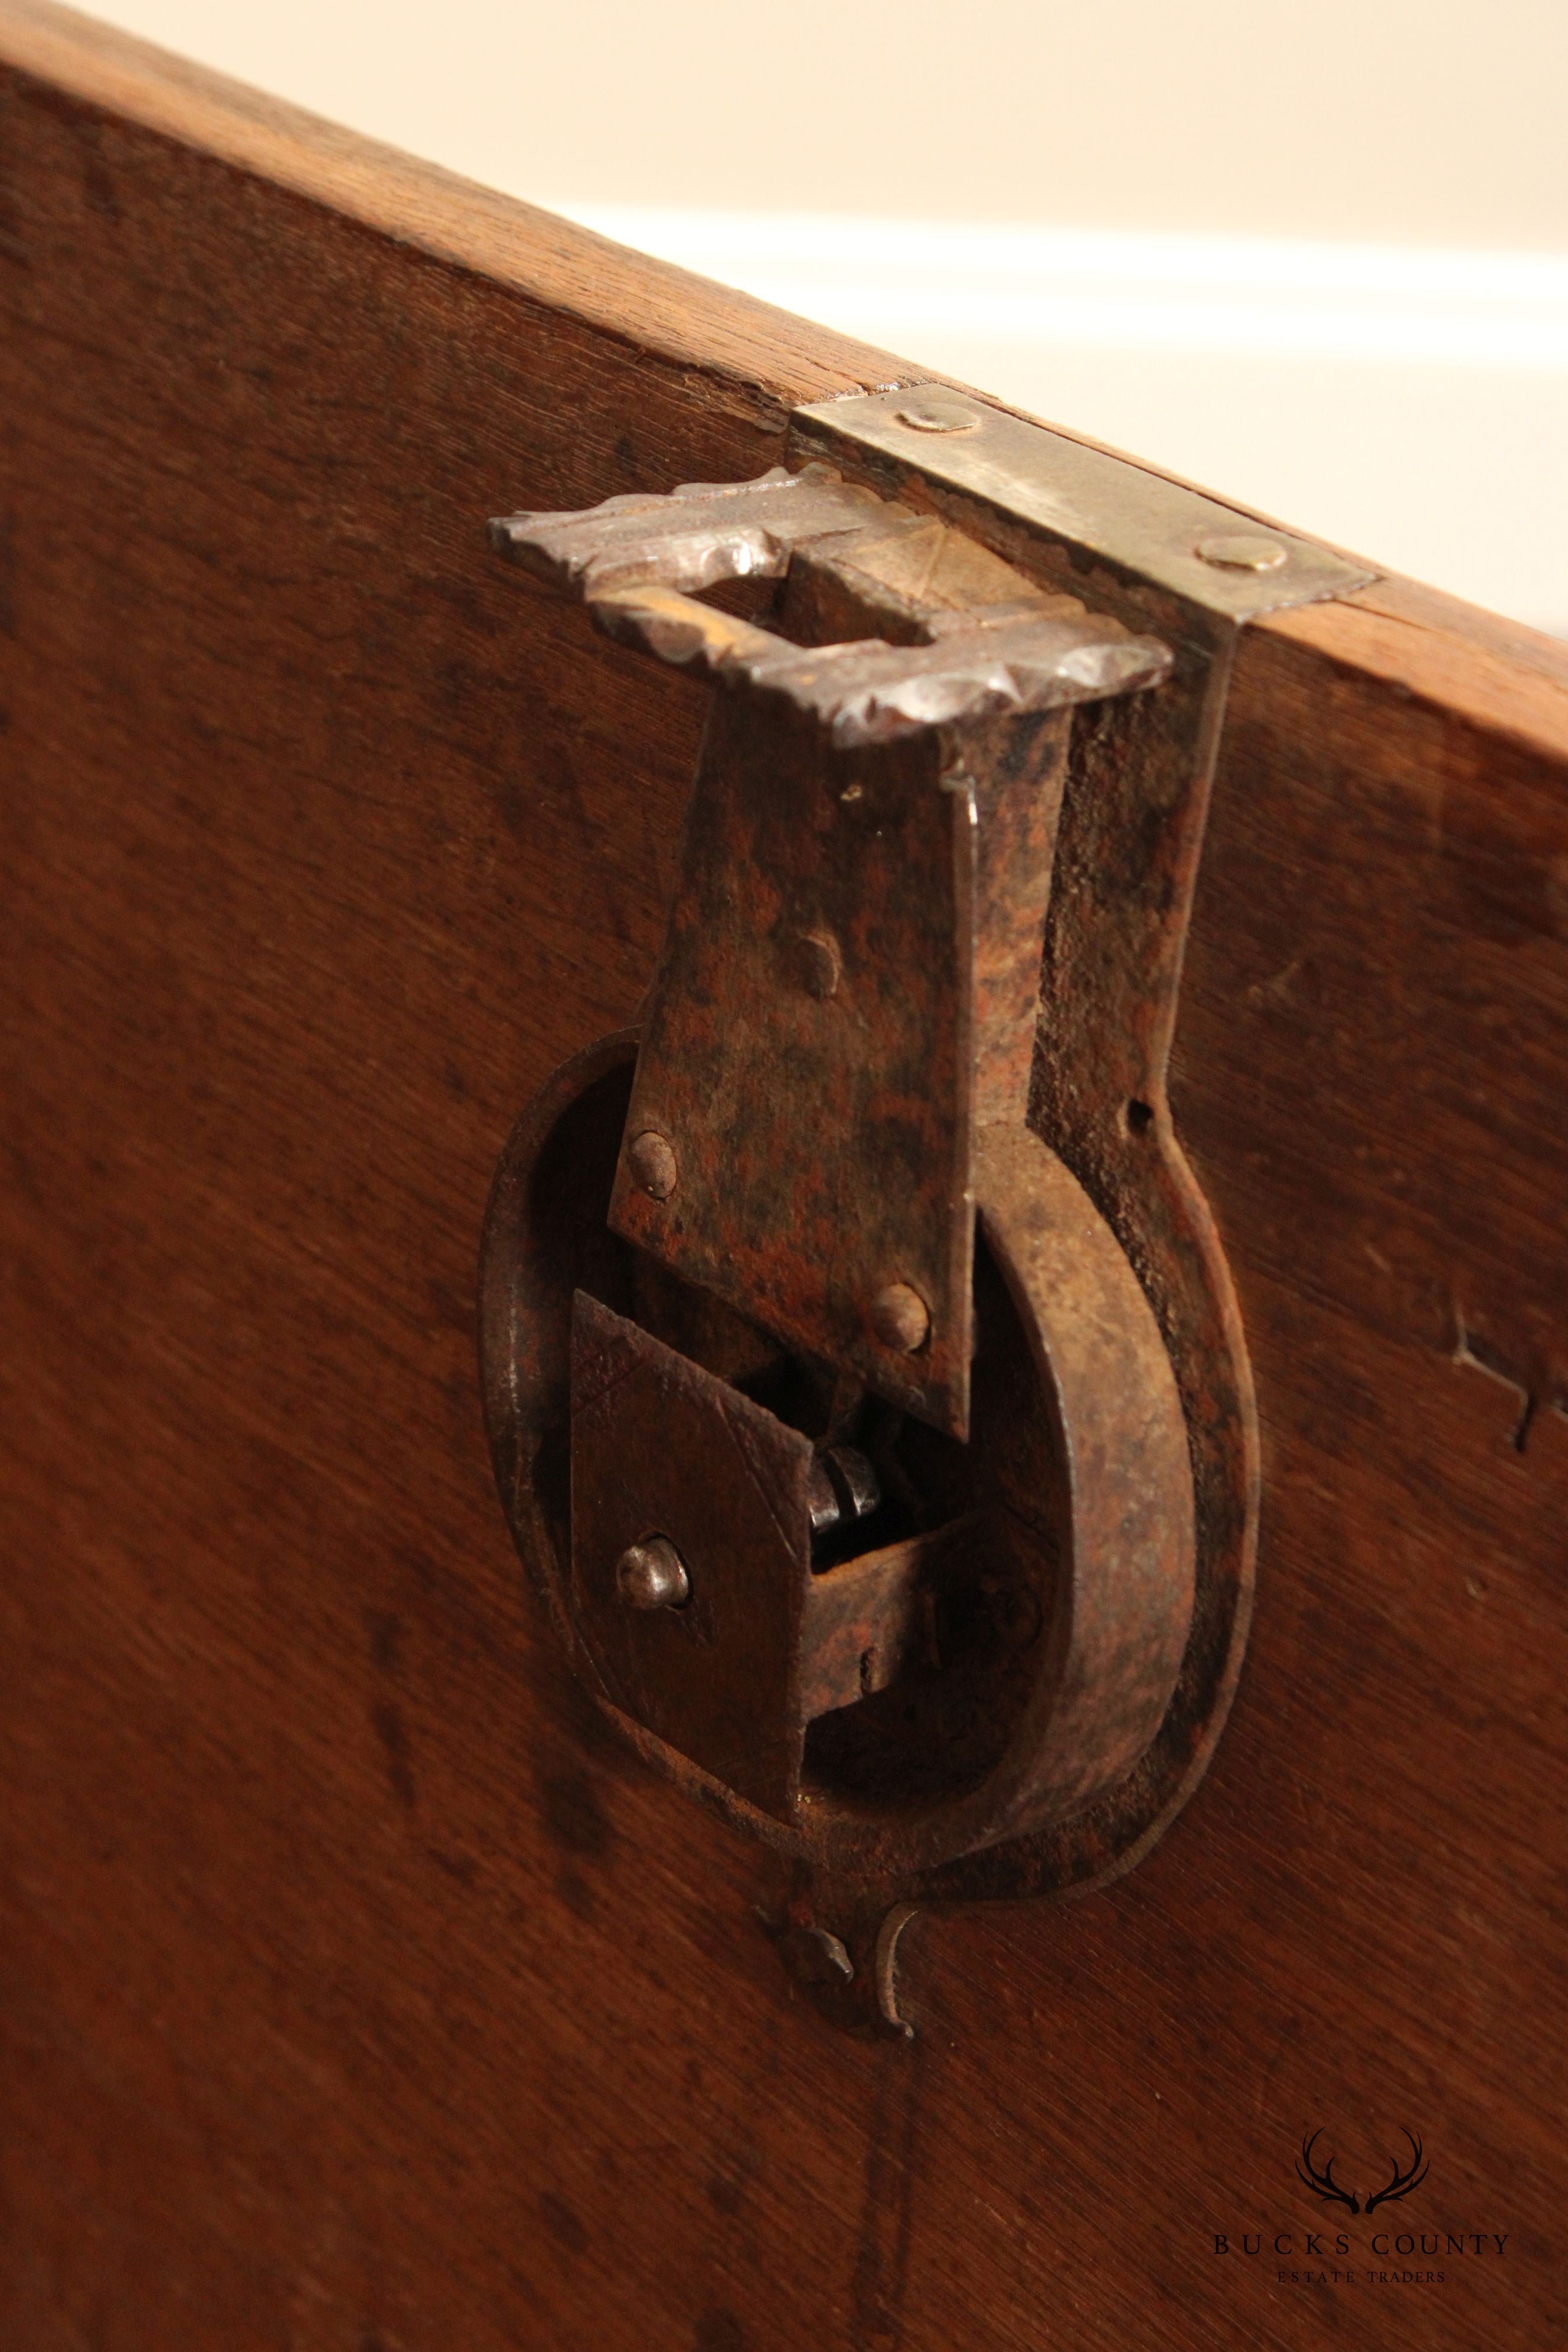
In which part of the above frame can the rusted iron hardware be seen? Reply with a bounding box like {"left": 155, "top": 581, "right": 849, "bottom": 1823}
{"left": 480, "top": 391, "right": 1316, "bottom": 1953}
{"left": 494, "top": 465, "right": 1171, "bottom": 1439}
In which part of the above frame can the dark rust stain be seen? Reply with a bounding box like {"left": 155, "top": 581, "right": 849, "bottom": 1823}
{"left": 76, "top": 117, "right": 121, "bottom": 224}
{"left": 426, "top": 1847, "right": 478, "bottom": 1887}
{"left": 692, "top": 2311, "right": 748, "bottom": 2352}
{"left": 850, "top": 2043, "right": 923, "bottom": 2347}
{"left": 538, "top": 2191, "right": 589, "bottom": 2256}
{"left": 537, "top": 1766, "right": 614, "bottom": 1861}
{"left": 554, "top": 1867, "right": 594, "bottom": 1920}
{"left": 0, "top": 511, "right": 15, "bottom": 638}
{"left": 369, "top": 1700, "right": 416, "bottom": 1811}
{"left": 365, "top": 1609, "right": 403, "bottom": 1674}
{"left": 704, "top": 2163, "right": 747, "bottom": 2218}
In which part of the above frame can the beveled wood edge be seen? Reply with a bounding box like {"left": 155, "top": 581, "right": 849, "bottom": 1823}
{"left": 1259, "top": 580, "right": 1568, "bottom": 760}
{"left": 0, "top": 0, "right": 918, "bottom": 415}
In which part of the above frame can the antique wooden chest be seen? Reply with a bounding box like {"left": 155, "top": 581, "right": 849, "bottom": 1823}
{"left": 1, "top": 5, "right": 1564, "bottom": 2347}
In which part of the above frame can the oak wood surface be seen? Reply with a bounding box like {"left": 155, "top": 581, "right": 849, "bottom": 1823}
{"left": 0, "top": 6, "right": 1564, "bottom": 2349}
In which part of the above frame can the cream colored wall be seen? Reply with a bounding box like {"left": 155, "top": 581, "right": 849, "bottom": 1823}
{"left": 79, "top": 1, "right": 1568, "bottom": 626}
{"left": 73, "top": 0, "right": 1568, "bottom": 244}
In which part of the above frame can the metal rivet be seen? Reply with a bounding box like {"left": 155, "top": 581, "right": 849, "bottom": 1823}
{"left": 615, "top": 1535, "right": 690, "bottom": 1611}
{"left": 1195, "top": 533, "right": 1288, "bottom": 574}
{"left": 893, "top": 397, "right": 981, "bottom": 436}
{"left": 626, "top": 1128, "right": 678, "bottom": 1200}
{"left": 870, "top": 1281, "right": 931, "bottom": 1354}
{"left": 797, "top": 930, "right": 842, "bottom": 999}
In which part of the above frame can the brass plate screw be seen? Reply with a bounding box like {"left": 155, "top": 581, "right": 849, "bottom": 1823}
{"left": 1195, "top": 533, "right": 1288, "bottom": 573}
{"left": 893, "top": 397, "right": 981, "bottom": 436}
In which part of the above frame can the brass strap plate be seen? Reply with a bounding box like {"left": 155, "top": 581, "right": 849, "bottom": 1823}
{"left": 792, "top": 386, "right": 1378, "bottom": 625}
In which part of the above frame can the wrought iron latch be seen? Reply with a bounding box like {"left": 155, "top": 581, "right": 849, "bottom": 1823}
{"left": 480, "top": 388, "right": 1363, "bottom": 1948}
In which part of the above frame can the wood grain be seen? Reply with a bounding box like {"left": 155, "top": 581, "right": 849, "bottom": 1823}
{"left": 0, "top": 5, "right": 1563, "bottom": 2348}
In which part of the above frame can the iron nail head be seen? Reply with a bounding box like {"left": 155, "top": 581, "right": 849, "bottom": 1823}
{"left": 627, "top": 1128, "right": 678, "bottom": 1201}
{"left": 871, "top": 1281, "right": 931, "bottom": 1354}
{"left": 615, "top": 1536, "right": 690, "bottom": 1611}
